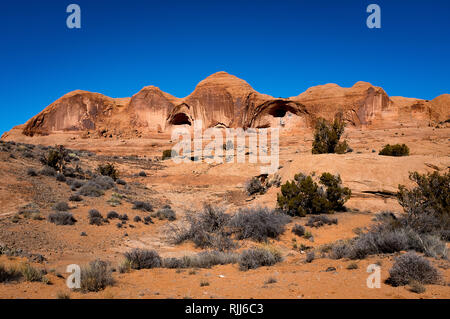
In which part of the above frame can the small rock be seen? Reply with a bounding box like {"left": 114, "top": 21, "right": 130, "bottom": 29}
{"left": 325, "top": 267, "right": 336, "bottom": 272}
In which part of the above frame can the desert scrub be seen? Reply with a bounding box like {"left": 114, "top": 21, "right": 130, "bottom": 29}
{"left": 238, "top": 246, "right": 283, "bottom": 271}
{"left": 277, "top": 172, "right": 351, "bottom": 216}
{"left": 56, "top": 173, "right": 66, "bottom": 182}
{"left": 327, "top": 170, "right": 450, "bottom": 260}
{"left": 124, "top": 249, "right": 162, "bottom": 269}
{"left": 133, "top": 215, "right": 142, "bottom": 223}
{"left": 291, "top": 224, "right": 305, "bottom": 237}
{"left": 69, "top": 194, "right": 83, "bottom": 202}
{"left": 312, "top": 118, "right": 350, "bottom": 154}
{"left": 56, "top": 291, "right": 71, "bottom": 299}
{"left": 53, "top": 201, "right": 70, "bottom": 212}
{"left": 162, "top": 251, "right": 239, "bottom": 269}
{"left": 27, "top": 168, "right": 38, "bottom": 176}
{"left": 0, "top": 264, "right": 22, "bottom": 282}
{"left": 80, "top": 260, "right": 115, "bottom": 293}
{"left": 97, "top": 163, "right": 119, "bottom": 180}
{"left": 154, "top": 205, "right": 176, "bottom": 221}
{"left": 40, "top": 145, "right": 67, "bottom": 171}
{"left": 168, "top": 204, "right": 234, "bottom": 251}
{"left": 107, "top": 192, "right": 123, "bottom": 207}
{"left": 379, "top": 144, "right": 410, "bottom": 156}
{"left": 305, "top": 215, "right": 338, "bottom": 228}
{"left": 21, "top": 263, "right": 44, "bottom": 282}
{"left": 397, "top": 170, "right": 449, "bottom": 240}
{"left": 106, "top": 211, "right": 119, "bottom": 219}
{"left": 48, "top": 211, "right": 77, "bottom": 225}
{"left": 305, "top": 251, "right": 315, "bottom": 263}
{"left": 386, "top": 252, "right": 441, "bottom": 286}
{"left": 346, "top": 262, "right": 359, "bottom": 270}
{"left": 88, "top": 209, "right": 104, "bottom": 226}
{"left": 132, "top": 201, "right": 153, "bottom": 212}
{"left": 228, "top": 207, "right": 290, "bottom": 242}
{"left": 76, "top": 175, "right": 115, "bottom": 197}
{"left": 40, "top": 166, "right": 57, "bottom": 177}
{"left": 245, "top": 177, "right": 266, "bottom": 196}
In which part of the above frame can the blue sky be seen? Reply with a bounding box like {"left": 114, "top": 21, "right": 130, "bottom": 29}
{"left": 0, "top": 0, "right": 449, "bottom": 134}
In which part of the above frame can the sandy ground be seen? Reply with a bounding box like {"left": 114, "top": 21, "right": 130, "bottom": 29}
{"left": 0, "top": 126, "right": 449, "bottom": 299}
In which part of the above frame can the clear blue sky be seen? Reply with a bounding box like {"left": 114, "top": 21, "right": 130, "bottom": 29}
{"left": 1, "top": 0, "right": 449, "bottom": 134}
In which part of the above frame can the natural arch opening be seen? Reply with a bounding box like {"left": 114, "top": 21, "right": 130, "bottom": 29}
{"left": 170, "top": 113, "right": 191, "bottom": 125}
{"left": 267, "top": 103, "right": 297, "bottom": 118}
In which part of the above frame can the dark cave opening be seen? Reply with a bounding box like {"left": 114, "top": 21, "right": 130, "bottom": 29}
{"left": 267, "top": 104, "right": 296, "bottom": 118}
{"left": 170, "top": 113, "right": 191, "bottom": 125}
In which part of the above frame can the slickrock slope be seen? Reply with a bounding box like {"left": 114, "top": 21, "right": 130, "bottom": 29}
{"left": 21, "top": 91, "right": 131, "bottom": 137}
{"left": 4, "top": 72, "right": 448, "bottom": 140}
{"left": 291, "top": 82, "right": 392, "bottom": 127}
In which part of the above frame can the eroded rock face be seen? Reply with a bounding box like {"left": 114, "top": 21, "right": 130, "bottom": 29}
{"left": 291, "top": 82, "right": 392, "bottom": 127}
{"left": 15, "top": 72, "right": 449, "bottom": 138}
{"left": 22, "top": 91, "right": 130, "bottom": 136}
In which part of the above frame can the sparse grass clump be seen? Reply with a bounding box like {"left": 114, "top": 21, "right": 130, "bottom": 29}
{"left": 386, "top": 252, "right": 441, "bottom": 287}
{"left": 408, "top": 280, "right": 426, "bottom": 294}
{"left": 292, "top": 224, "right": 305, "bottom": 237}
{"left": 69, "top": 194, "right": 83, "bottom": 202}
{"left": 228, "top": 207, "right": 290, "bottom": 242}
{"left": 305, "top": 251, "right": 315, "bottom": 263}
{"left": 162, "top": 251, "right": 239, "bottom": 269}
{"left": 305, "top": 215, "right": 338, "bottom": 228}
{"left": 21, "top": 263, "right": 44, "bottom": 282}
{"left": 245, "top": 177, "right": 266, "bottom": 196}
{"left": 27, "top": 168, "right": 38, "bottom": 176}
{"left": 40, "top": 166, "right": 56, "bottom": 177}
{"left": 88, "top": 209, "right": 104, "bottom": 226}
{"left": 277, "top": 172, "right": 351, "bottom": 216}
{"left": 312, "top": 118, "right": 349, "bottom": 154}
{"left": 116, "top": 178, "right": 126, "bottom": 185}
{"left": 107, "top": 192, "right": 123, "bottom": 207}
{"left": 80, "top": 260, "right": 115, "bottom": 293}
{"left": 379, "top": 144, "right": 410, "bottom": 156}
{"left": 133, "top": 215, "right": 142, "bottom": 223}
{"left": 169, "top": 204, "right": 234, "bottom": 251}
{"left": 347, "top": 262, "right": 359, "bottom": 270}
{"left": 124, "top": 249, "right": 162, "bottom": 270}
{"left": 143, "top": 216, "right": 152, "bottom": 224}
{"left": 106, "top": 211, "right": 119, "bottom": 219}
{"left": 0, "top": 264, "right": 22, "bottom": 282}
{"left": 155, "top": 205, "right": 176, "bottom": 221}
{"left": 97, "top": 163, "right": 119, "bottom": 180}
{"left": 56, "top": 291, "right": 71, "bottom": 299}
{"left": 238, "top": 246, "right": 282, "bottom": 271}
{"left": 53, "top": 202, "right": 70, "bottom": 212}
{"left": 132, "top": 201, "right": 153, "bottom": 212}
{"left": 48, "top": 211, "right": 76, "bottom": 225}
{"left": 76, "top": 175, "right": 115, "bottom": 197}
{"left": 56, "top": 173, "right": 66, "bottom": 182}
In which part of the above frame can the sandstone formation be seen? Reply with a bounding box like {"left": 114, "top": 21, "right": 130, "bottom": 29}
{"left": 8, "top": 72, "right": 449, "bottom": 139}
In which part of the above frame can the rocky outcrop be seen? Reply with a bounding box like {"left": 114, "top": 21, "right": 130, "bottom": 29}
{"left": 22, "top": 90, "right": 130, "bottom": 136}
{"left": 13, "top": 72, "right": 449, "bottom": 138}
